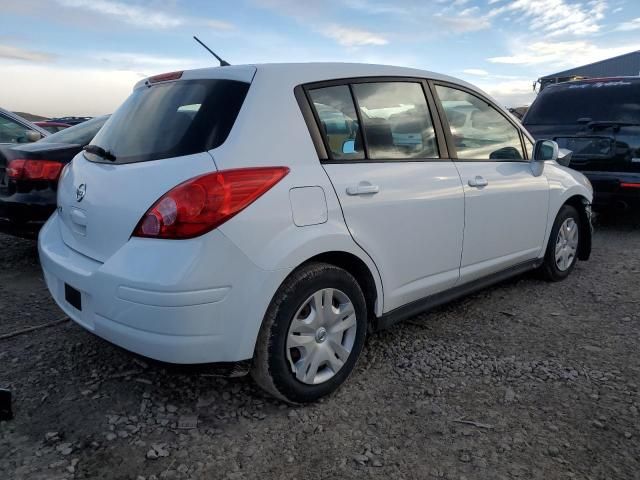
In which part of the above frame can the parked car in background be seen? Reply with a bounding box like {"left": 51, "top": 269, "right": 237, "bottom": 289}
{"left": 34, "top": 121, "right": 72, "bottom": 134}
{"left": 50, "top": 116, "right": 92, "bottom": 126}
{"left": 0, "top": 108, "right": 49, "bottom": 144}
{"left": 0, "top": 115, "right": 109, "bottom": 238}
{"left": 39, "top": 64, "right": 592, "bottom": 403}
{"left": 523, "top": 77, "right": 640, "bottom": 211}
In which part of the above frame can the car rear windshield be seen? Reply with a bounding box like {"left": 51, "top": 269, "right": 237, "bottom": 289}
{"left": 40, "top": 115, "right": 109, "bottom": 146}
{"left": 525, "top": 80, "right": 640, "bottom": 125}
{"left": 85, "top": 79, "right": 250, "bottom": 164}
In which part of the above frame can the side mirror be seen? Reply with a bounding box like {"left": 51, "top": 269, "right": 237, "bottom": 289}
{"left": 533, "top": 139, "right": 573, "bottom": 166}
{"left": 25, "top": 130, "right": 43, "bottom": 142}
{"left": 342, "top": 139, "right": 356, "bottom": 154}
{"left": 533, "top": 139, "right": 558, "bottom": 161}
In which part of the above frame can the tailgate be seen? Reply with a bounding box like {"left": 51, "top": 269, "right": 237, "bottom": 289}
{"left": 57, "top": 152, "right": 217, "bottom": 262}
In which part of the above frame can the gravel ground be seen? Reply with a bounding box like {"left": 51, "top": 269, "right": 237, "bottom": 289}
{"left": 1, "top": 215, "right": 639, "bottom": 480}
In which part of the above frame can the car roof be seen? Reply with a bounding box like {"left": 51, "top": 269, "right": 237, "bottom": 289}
{"left": 135, "top": 62, "right": 489, "bottom": 101}
{"left": 546, "top": 76, "right": 640, "bottom": 90}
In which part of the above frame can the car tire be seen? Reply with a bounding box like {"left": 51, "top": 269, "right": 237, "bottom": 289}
{"left": 251, "top": 262, "right": 367, "bottom": 404}
{"left": 540, "top": 204, "right": 581, "bottom": 282}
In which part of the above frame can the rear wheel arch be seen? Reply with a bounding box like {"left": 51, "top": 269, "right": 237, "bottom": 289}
{"left": 297, "top": 251, "right": 381, "bottom": 327}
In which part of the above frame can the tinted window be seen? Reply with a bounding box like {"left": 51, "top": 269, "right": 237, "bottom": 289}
{"left": 525, "top": 80, "right": 640, "bottom": 125}
{"left": 0, "top": 114, "right": 34, "bottom": 144}
{"left": 87, "top": 79, "right": 249, "bottom": 164}
{"left": 436, "top": 85, "right": 524, "bottom": 161}
{"left": 353, "top": 82, "right": 438, "bottom": 159}
{"left": 41, "top": 115, "right": 109, "bottom": 146}
{"left": 308, "top": 85, "right": 364, "bottom": 160}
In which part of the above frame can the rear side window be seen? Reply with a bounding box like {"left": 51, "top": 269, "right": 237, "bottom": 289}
{"left": 308, "top": 81, "right": 438, "bottom": 161}
{"left": 0, "top": 114, "right": 34, "bottom": 144}
{"left": 435, "top": 85, "right": 524, "bottom": 161}
{"left": 352, "top": 82, "right": 438, "bottom": 159}
{"left": 525, "top": 80, "right": 640, "bottom": 125}
{"left": 86, "top": 79, "right": 249, "bottom": 164}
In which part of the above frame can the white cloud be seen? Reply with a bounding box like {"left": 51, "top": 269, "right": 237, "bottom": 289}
{"left": 0, "top": 44, "right": 56, "bottom": 63}
{"left": 462, "top": 68, "right": 490, "bottom": 76}
{"left": 95, "top": 52, "right": 202, "bottom": 72}
{"left": 322, "top": 24, "right": 388, "bottom": 46}
{"left": 434, "top": 14, "right": 492, "bottom": 32}
{"left": 488, "top": 40, "right": 640, "bottom": 68}
{"left": 0, "top": 62, "right": 140, "bottom": 117}
{"left": 616, "top": 17, "right": 640, "bottom": 31}
{"left": 55, "top": 0, "right": 233, "bottom": 30}
{"left": 489, "top": 0, "right": 607, "bottom": 36}
{"left": 474, "top": 79, "right": 537, "bottom": 107}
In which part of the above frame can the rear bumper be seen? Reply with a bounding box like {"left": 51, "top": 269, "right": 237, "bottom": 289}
{"left": 584, "top": 172, "right": 640, "bottom": 210}
{"left": 38, "top": 213, "right": 290, "bottom": 364}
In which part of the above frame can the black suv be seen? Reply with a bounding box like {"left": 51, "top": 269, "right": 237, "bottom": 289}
{"left": 523, "top": 77, "right": 640, "bottom": 211}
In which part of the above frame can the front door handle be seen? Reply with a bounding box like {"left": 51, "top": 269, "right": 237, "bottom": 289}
{"left": 346, "top": 182, "right": 380, "bottom": 196}
{"left": 468, "top": 176, "right": 489, "bottom": 188}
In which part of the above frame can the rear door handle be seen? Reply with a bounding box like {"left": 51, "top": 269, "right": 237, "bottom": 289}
{"left": 346, "top": 182, "right": 380, "bottom": 196}
{"left": 468, "top": 176, "right": 489, "bottom": 188}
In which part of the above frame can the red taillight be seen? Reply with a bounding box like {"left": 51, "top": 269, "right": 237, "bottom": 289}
{"left": 621, "top": 182, "right": 640, "bottom": 189}
{"left": 133, "top": 167, "right": 290, "bottom": 239}
{"left": 148, "top": 71, "right": 183, "bottom": 83}
{"left": 7, "top": 159, "right": 64, "bottom": 181}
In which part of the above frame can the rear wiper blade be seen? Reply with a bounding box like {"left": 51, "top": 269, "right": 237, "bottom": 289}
{"left": 83, "top": 144, "right": 116, "bottom": 162}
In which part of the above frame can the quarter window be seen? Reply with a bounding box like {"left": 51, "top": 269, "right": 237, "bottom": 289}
{"left": 352, "top": 82, "right": 438, "bottom": 159}
{"left": 308, "top": 85, "right": 364, "bottom": 160}
{"left": 435, "top": 85, "right": 525, "bottom": 161}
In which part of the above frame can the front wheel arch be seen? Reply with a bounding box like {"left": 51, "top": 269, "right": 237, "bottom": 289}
{"left": 563, "top": 195, "right": 592, "bottom": 261}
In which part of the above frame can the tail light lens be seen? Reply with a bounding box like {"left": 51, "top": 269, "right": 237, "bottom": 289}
{"left": 620, "top": 182, "right": 640, "bottom": 189}
{"left": 133, "top": 167, "right": 290, "bottom": 239}
{"left": 7, "top": 159, "right": 64, "bottom": 181}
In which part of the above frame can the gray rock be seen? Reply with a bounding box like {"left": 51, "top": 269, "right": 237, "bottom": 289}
{"left": 353, "top": 454, "right": 369, "bottom": 464}
{"left": 504, "top": 387, "right": 516, "bottom": 403}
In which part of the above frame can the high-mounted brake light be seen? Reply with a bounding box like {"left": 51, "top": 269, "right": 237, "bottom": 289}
{"left": 133, "top": 167, "right": 290, "bottom": 239}
{"left": 148, "top": 71, "right": 183, "bottom": 84}
{"left": 7, "top": 159, "right": 63, "bottom": 181}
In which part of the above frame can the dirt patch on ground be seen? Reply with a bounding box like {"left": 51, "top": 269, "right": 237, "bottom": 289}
{"left": 1, "top": 215, "right": 639, "bottom": 479}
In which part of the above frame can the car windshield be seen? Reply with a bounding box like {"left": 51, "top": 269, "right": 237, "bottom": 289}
{"left": 40, "top": 115, "right": 110, "bottom": 145}
{"left": 86, "top": 79, "right": 249, "bottom": 164}
{"left": 525, "top": 80, "right": 640, "bottom": 125}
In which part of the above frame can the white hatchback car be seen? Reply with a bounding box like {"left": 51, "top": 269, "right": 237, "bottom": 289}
{"left": 39, "top": 63, "right": 593, "bottom": 403}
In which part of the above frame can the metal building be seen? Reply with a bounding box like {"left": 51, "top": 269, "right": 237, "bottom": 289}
{"left": 537, "top": 50, "right": 640, "bottom": 90}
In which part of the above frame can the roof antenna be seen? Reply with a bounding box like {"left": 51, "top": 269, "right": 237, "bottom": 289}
{"left": 193, "top": 35, "right": 230, "bottom": 67}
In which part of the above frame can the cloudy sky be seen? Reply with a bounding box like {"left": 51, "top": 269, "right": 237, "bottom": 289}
{"left": 1, "top": 0, "right": 639, "bottom": 117}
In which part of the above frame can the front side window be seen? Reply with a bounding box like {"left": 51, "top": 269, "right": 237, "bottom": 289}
{"left": 435, "top": 85, "right": 524, "bottom": 161}
{"left": 352, "top": 82, "right": 438, "bottom": 159}
{"left": 308, "top": 85, "right": 364, "bottom": 160}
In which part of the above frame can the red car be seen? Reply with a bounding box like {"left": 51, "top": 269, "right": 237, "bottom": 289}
{"left": 34, "top": 121, "right": 71, "bottom": 134}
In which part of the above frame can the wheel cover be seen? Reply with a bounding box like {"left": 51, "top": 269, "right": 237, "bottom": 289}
{"left": 555, "top": 217, "right": 579, "bottom": 271}
{"left": 286, "top": 288, "right": 357, "bottom": 385}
